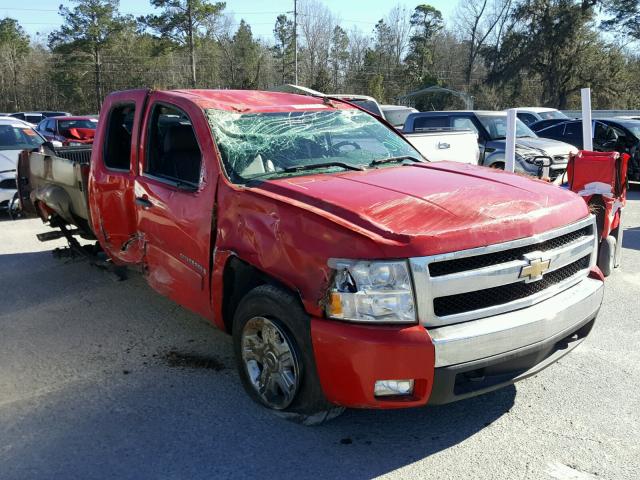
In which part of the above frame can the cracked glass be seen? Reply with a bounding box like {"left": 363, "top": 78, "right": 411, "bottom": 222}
{"left": 206, "top": 108, "right": 422, "bottom": 184}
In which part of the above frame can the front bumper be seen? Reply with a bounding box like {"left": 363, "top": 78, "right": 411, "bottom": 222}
{"left": 311, "top": 276, "right": 603, "bottom": 409}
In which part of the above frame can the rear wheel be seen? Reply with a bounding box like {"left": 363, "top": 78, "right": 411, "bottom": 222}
{"left": 598, "top": 235, "right": 616, "bottom": 277}
{"left": 489, "top": 161, "right": 505, "bottom": 170}
{"left": 232, "top": 284, "right": 344, "bottom": 425}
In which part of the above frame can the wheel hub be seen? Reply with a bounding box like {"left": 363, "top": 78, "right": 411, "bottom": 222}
{"left": 241, "top": 316, "right": 300, "bottom": 410}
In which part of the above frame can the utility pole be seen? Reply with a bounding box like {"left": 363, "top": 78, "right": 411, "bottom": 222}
{"left": 293, "top": 0, "right": 298, "bottom": 85}
{"left": 187, "top": 0, "right": 196, "bottom": 88}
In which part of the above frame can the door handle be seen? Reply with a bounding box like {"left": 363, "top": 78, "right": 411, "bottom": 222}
{"left": 135, "top": 196, "right": 153, "bottom": 209}
{"left": 438, "top": 142, "right": 451, "bottom": 149}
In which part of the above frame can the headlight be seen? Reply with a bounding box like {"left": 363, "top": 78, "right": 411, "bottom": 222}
{"left": 326, "top": 259, "right": 416, "bottom": 324}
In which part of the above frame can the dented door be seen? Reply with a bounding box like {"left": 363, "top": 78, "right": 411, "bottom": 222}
{"left": 133, "top": 93, "right": 218, "bottom": 319}
{"left": 88, "top": 89, "right": 149, "bottom": 264}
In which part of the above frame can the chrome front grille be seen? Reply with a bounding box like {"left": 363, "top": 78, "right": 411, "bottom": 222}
{"left": 409, "top": 216, "right": 597, "bottom": 327}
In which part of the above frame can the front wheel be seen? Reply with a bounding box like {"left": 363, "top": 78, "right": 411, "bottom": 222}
{"left": 232, "top": 284, "right": 344, "bottom": 425}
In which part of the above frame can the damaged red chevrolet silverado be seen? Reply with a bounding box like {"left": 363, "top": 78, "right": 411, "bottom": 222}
{"left": 18, "top": 89, "right": 604, "bottom": 424}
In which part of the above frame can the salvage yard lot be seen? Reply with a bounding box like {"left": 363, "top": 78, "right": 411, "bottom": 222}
{"left": 1, "top": 188, "right": 639, "bottom": 480}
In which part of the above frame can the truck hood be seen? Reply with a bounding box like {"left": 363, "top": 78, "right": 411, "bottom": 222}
{"left": 517, "top": 136, "right": 577, "bottom": 156}
{"left": 254, "top": 162, "right": 589, "bottom": 255}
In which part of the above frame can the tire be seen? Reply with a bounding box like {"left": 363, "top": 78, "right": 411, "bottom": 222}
{"left": 598, "top": 235, "right": 616, "bottom": 277}
{"left": 232, "top": 284, "right": 344, "bottom": 425}
{"left": 489, "top": 161, "right": 505, "bottom": 170}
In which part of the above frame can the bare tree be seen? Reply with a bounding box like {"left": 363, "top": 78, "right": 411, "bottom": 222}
{"left": 386, "top": 5, "right": 412, "bottom": 66}
{"left": 299, "top": 0, "right": 334, "bottom": 86}
{"left": 455, "top": 0, "right": 512, "bottom": 88}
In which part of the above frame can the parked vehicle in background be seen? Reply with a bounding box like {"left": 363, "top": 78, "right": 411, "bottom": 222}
{"left": 0, "top": 117, "right": 45, "bottom": 213}
{"left": 403, "top": 111, "right": 577, "bottom": 179}
{"left": 403, "top": 129, "right": 479, "bottom": 164}
{"left": 515, "top": 107, "right": 569, "bottom": 126}
{"left": 380, "top": 105, "right": 418, "bottom": 129}
{"left": 9, "top": 112, "right": 44, "bottom": 126}
{"left": 328, "top": 94, "right": 385, "bottom": 117}
{"left": 535, "top": 118, "right": 640, "bottom": 181}
{"left": 9, "top": 111, "right": 72, "bottom": 126}
{"left": 36, "top": 116, "right": 98, "bottom": 146}
{"left": 18, "top": 89, "right": 604, "bottom": 423}
{"left": 567, "top": 151, "right": 628, "bottom": 276}
{"left": 529, "top": 118, "right": 570, "bottom": 132}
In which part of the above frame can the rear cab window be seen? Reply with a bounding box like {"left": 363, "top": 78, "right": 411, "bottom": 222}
{"left": 104, "top": 104, "right": 136, "bottom": 170}
{"left": 413, "top": 116, "right": 450, "bottom": 131}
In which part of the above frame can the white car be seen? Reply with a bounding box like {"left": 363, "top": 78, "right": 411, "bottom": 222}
{"left": 514, "top": 107, "right": 569, "bottom": 126}
{"left": 0, "top": 117, "right": 47, "bottom": 214}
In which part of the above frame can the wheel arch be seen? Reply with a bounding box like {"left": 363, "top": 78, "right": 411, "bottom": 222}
{"left": 219, "top": 254, "right": 306, "bottom": 334}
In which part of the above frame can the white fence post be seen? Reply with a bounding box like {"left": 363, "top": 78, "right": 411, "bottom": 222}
{"left": 505, "top": 108, "right": 517, "bottom": 173}
{"left": 581, "top": 88, "right": 593, "bottom": 151}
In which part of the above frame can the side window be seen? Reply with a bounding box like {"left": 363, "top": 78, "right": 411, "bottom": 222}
{"left": 413, "top": 116, "right": 449, "bottom": 131}
{"left": 145, "top": 104, "right": 202, "bottom": 186}
{"left": 104, "top": 103, "right": 135, "bottom": 170}
{"left": 46, "top": 120, "right": 56, "bottom": 132}
{"left": 594, "top": 123, "right": 615, "bottom": 144}
{"left": 564, "top": 122, "right": 582, "bottom": 137}
{"left": 518, "top": 113, "right": 537, "bottom": 126}
{"left": 540, "top": 124, "right": 564, "bottom": 136}
{"left": 452, "top": 117, "right": 479, "bottom": 134}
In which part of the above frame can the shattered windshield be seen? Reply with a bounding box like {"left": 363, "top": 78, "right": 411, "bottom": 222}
{"left": 206, "top": 108, "right": 422, "bottom": 184}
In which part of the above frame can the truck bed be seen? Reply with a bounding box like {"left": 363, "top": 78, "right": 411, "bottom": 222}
{"left": 18, "top": 145, "right": 94, "bottom": 235}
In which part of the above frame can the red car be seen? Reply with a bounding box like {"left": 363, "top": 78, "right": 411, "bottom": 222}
{"left": 35, "top": 116, "right": 98, "bottom": 146}
{"left": 19, "top": 89, "right": 604, "bottom": 424}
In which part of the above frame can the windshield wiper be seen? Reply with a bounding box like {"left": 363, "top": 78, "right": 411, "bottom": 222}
{"left": 283, "top": 162, "right": 365, "bottom": 173}
{"left": 369, "top": 155, "right": 423, "bottom": 166}
{"left": 243, "top": 161, "right": 364, "bottom": 185}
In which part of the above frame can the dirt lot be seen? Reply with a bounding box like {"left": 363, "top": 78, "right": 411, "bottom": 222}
{"left": 1, "top": 188, "right": 639, "bottom": 480}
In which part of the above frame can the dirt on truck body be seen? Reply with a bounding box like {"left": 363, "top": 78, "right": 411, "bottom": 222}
{"left": 18, "top": 88, "right": 604, "bottom": 424}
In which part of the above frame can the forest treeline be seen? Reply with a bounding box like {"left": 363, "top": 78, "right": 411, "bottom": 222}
{"left": 1, "top": 0, "right": 640, "bottom": 114}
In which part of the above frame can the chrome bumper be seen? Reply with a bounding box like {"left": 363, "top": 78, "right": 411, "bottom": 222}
{"left": 428, "top": 277, "right": 603, "bottom": 367}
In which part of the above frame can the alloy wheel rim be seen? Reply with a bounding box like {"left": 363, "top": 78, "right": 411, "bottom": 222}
{"left": 241, "top": 316, "right": 300, "bottom": 410}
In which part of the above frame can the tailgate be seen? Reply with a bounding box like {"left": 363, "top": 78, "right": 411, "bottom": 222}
{"left": 17, "top": 146, "right": 93, "bottom": 230}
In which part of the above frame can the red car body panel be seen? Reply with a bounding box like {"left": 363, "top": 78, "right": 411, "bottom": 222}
{"left": 85, "top": 89, "right": 593, "bottom": 409}
{"left": 311, "top": 318, "right": 435, "bottom": 407}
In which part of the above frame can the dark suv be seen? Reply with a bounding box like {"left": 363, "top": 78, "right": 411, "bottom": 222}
{"left": 403, "top": 111, "right": 577, "bottom": 179}
{"left": 535, "top": 118, "right": 640, "bottom": 181}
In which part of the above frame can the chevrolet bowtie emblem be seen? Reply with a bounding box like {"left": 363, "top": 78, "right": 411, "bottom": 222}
{"left": 520, "top": 258, "right": 551, "bottom": 282}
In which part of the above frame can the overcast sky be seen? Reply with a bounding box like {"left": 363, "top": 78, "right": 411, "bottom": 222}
{"left": 0, "top": 0, "right": 457, "bottom": 43}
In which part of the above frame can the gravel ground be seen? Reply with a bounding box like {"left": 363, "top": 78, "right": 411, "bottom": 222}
{"left": 0, "top": 187, "right": 638, "bottom": 480}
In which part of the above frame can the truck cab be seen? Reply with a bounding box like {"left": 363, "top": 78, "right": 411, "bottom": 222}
{"left": 18, "top": 89, "right": 604, "bottom": 423}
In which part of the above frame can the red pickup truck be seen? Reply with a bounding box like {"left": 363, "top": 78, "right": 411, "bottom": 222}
{"left": 18, "top": 89, "right": 604, "bottom": 424}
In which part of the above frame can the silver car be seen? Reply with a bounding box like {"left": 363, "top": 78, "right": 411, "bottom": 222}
{"left": 0, "top": 117, "right": 47, "bottom": 214}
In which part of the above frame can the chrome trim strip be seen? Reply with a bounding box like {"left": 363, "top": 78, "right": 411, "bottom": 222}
{"left": 429, "top": 277, "right": 603, "bottom": 367}
{"left": 409, "top": 215, "right": 597, "bottom": 327}
{"left": 427, "top": 267, "right": 590, "bottom": 325}
{"left": 429, "top": 235, "right": 594, "bottom": 298}
{"left": 418, "top": 215, "right": 594, "bottom": 264}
